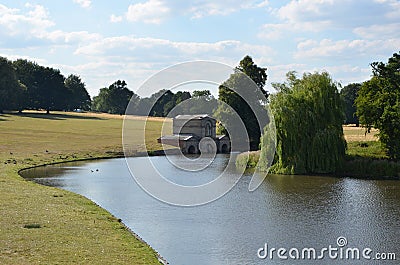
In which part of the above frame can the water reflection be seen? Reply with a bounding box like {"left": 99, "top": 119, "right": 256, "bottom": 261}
{"left": 21, "top": 156, "right": 400, "bottom": 265}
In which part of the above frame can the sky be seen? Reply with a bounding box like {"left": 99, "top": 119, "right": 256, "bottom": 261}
{"left": 0, "top": 0, "right": 399, "bottom": 97}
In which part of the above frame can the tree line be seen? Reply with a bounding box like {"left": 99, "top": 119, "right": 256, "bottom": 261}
{"left": 0, "top": 56, "right": 217, "bottom": 116}
{"left": 1, "top": 52, "right": 398, "bottom": 162}
{"left": 92, "top": 80, "right": 218, "bottom": 116}
{"left": 0, "top": 57, "right": 90, "bottom": 113}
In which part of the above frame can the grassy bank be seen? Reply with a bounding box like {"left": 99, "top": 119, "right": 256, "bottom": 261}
{"left": 236, "top": 125, "right": 400, "bottom": 178}
{"left": 0, "top": 111, "right": 168, "bottom": 264}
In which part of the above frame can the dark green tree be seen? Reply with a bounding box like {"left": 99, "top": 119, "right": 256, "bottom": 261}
{"left": 340, "top": 83, "right": 361, "bottom": 125}
{"left": 38, "top": 66, "right": 68, "bottom": 113}
{"left": 190, "top": 90, "right": 217, "bottom": 115}
{"left": 64, "top": 74, "right": 91, "bottom": 111}
{"left": 192, "top": 90, "right": 212, "bottom": 99}
{"left": 169, "top": 90, "right": 217, "bottom": 116}
{"left": 163, "top": 91, "right": 191, "bottom": 116}
{"left": 216, "top": 55, "right": 268, "bottom": 150}
{"left": 148, "top": 89, "right": 174, "bottom": 117}
{"left": 13, "top": 59, "right": 68, "bottom": 113}
{"left": 356, "top": 52, "right": 400, "bottom": 159}
{"left": 135, "top": 97, "right": 152, "bottom": 116}
{"left": 236, "top": 55, "right": 268, "bottom": 97}
{"left": 262, "top": 71, "right": 346, "bottom": 174}
{"left": 173, "top": 91, "right": 191, "bottom": 105}
{"left": 0, "top": 57, "right": 25, "bottom": 113}
{"left": 92, "top": 80, "right": 137, "bottom": 115}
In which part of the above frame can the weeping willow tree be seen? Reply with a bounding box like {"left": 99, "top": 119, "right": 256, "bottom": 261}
{"left": 260, "top": 71, "right": 346, "bottom": 174}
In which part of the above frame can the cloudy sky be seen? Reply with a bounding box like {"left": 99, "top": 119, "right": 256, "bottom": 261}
{"left": 0, "top": 0, "right": 399, "bottom": 97}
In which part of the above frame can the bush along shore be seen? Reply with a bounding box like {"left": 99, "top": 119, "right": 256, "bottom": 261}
{"left": 0, "top": 111, "right": 167, "bottom": 264}
{"left": 236, "top": 140, "right": 400, "bottom": 180}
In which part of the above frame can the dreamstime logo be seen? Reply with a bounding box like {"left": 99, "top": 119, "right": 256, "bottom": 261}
{"left": 122, "top": 61, "right": 276, "bottom": 206}
{"left": 257, "top": 236, "right": 397, "bottom": 261}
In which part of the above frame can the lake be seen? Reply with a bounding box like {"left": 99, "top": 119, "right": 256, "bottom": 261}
{"left": 21, "top": 155, "right": 400, "bottom": 265}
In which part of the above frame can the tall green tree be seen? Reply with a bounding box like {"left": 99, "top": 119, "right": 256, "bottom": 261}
{"left": 13, "top": 59, "right": 68, "bottom": 113}
{"left": 236, "top": 55, "right": 268, "bottom": 97}
{"left": 37, "top": 66, "right": 67, "bottom": 113}
{"left": 162, "top": 90, "right": 191, "bottom": 116}
{"left": 216, "top": 55, "right": 268, "bottom": 150}
{"left": 148, "top": 89, "right": 175, "bottom": 117}
{"left": 65, "top": 74, "right": 91, "bottom": 111}
{"left": 92, "top": 80, "right": 137, "bottom": 114}
{"left": 0, "top": 57, "right": 25, "bottom": 113}
{"left": 356, "top": 52, "right": 400, "bottom": 159}
{"left": 340, "top": 83, "right": 361, "bottom": 125}
{"left": 262, "top": 71, "right": 346, "bottom": 174}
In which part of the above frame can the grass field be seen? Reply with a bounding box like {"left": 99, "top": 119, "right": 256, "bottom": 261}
{"left": 0, "top": 111, "right": 169, "bottom": 264}
{"left": 342, "top": 125, "right": 378, "bottom": 142}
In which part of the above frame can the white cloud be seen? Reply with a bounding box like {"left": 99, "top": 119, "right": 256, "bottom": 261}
{"left": 353, "top": 23, "right": 400, "bottom": 39}
{"left": 0, "top": 3, "right": 103, "bottom": 48}
{"left": 260, "top": 0, "right": 400, "bottom": 41}
{"left": 45, "top": 30, "right": 101, "bottom": 44}
{"left": 110, "top": 14, "right": 123, "bottom": 23}
{"left": 277, "top": 0, "right": 335, "bottom": 22}
{"left": 188, "top": 0, "right": 270, "bottom": 18}
{"left": 295, "top": 38, "right": 400, "bottom": 59}
{"left": 258, "top": 20, "right": 331, "bottom": 41}
{"left": 70, "top": 36, "right": 273, "bottom": 95}
{"left": 118, "top": 0, "right": 270, "bottom": 23}
{"left": 0, "top": 3, "right": 54, "bottom": 37}
{"left": 126, "top": 0, "right": 170, "bottom": 24}
{"left": 74, "top": 36, "right": 274, "bottom": 62}
{"left": 73, "top": 0, "right": 91, "bottom": 9}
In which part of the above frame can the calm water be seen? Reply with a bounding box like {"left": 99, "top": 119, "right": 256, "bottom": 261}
{"left": 21, "top": 155, "right": 400, "bottom": 265}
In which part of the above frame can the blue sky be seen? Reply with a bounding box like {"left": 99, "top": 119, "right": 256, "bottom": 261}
{"left": 0, "top": 0, "right": 399, "bottom": 97}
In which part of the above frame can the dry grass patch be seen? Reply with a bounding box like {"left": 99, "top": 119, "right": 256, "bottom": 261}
{"left": 343, "top": 125, "right": 378, "bottom": 142}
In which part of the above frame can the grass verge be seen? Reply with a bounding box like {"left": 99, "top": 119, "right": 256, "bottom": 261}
{"left": 0, "top": 111, "right": 168, "bottom": 264}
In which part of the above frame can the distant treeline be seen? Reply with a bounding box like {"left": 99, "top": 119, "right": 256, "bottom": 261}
{"left": 91, "top": 80, "right": 217, "bottom": 116}
{"left": 0, "top": 57, "right": 91, "bottom": 113}
{"left": 0, "top": 56, "right": 217, "bottom": 116}
{"left": 2, "top": 52, "right": 399, "bottom": 160}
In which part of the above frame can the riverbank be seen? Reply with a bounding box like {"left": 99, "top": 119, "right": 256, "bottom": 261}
{"left": 236, "top": 125, "right": 400, "bottom": 179}
{"left": 0, "top": 111, "right": 168, "bottom": 264}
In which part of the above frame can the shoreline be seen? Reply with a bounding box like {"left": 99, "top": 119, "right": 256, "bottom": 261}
{"left": 18, "top": 152, "right": 169, "bottom": 265}
{"left": 237, "top": 151, "right": 400, "bottom": 180}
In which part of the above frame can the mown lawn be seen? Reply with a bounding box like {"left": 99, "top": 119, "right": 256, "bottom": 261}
{"left": 0, "top": 111, "right": 169, "bottom": 264}
{"left": 340, "top": 126, "right": 399, "bottom": 178}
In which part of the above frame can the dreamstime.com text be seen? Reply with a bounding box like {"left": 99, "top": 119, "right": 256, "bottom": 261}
{"left": 257, "top": 237, "right": 396, "bottom": 261}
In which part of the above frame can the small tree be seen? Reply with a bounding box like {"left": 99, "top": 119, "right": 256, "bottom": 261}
{"left": 340, "top": 83, "right": 361, "bottom": 126}
{"left": 356, "top": 52, "right": 400, "bottom": 160}
{"left": 92, "top": 80, "right": 137, "bottom": 114}
{"left": 262, "top": 71, "right": 346, "bottom": 174}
